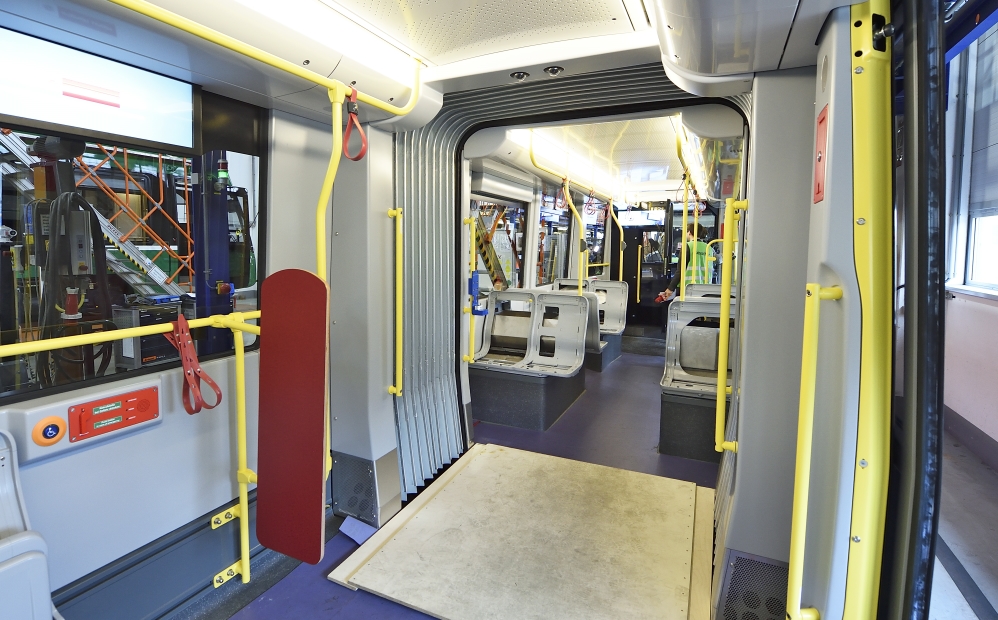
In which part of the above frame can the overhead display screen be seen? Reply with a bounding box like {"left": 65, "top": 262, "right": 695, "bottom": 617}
{"left": 0, "top": 28, "right": 194, "bottom": 149}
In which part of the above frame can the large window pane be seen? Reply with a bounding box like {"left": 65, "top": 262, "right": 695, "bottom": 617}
{"left": 969, "top": 214, "right": 998, "bottom": 287}
{"left": 0, "top": 129, "right": 260, "bottom": 398}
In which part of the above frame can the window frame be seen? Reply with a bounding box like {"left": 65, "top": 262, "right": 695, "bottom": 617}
{"left": 0, "top": 109, "right": 269, "bottom": 406}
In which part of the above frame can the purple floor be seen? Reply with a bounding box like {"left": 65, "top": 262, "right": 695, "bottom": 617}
{"left": 474, "top": 353, "right": 719, "bottom": 488}
{"left": 229, "top": 352, "right": 717, "bottom": 619}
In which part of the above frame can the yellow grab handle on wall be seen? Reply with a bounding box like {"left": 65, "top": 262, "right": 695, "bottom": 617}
{"left": 714, "top": 198, "right": 747, "bottom": 454}
{"left": 388, "top": 209, "right": 404, "bottom": 395}
{"left": 787, "top": 283, "right": 842, "bottom": 620}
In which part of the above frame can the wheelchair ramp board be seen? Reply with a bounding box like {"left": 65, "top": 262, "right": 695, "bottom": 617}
{"left": 257, "top": 269, "right": 329, "bottom": 564}
{"left": 330, "top": 444, "right": 710, "bottom": 620}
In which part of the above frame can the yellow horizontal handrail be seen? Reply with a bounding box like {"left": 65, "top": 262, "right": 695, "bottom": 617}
{"left": 0, "top": 308, "right": 260, "bottom": 584}
{"left": 787, "top": 283, "right": 842, "bottom": 620}
{"left": 588, "top": 262, "right": 611, "bottom": 268}
{"left": 0, "top": 311, "right": 260, "bottom": 358}
{"left": 106, "top": 0, "right": 422, "bottom": 283}
{"left": 388, "top": 209, "right": 403, "bottom": 395}
{"left": 106, "top": 0, "right": 421, "bottom": 117}
{"left": 715, "top": 198, "right": 746, "bottom": 454}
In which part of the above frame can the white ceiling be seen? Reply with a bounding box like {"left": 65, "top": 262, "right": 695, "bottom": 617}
{"left": 324, "top": 0, "right": 637, "bottom": 65}
{"left": 531, "top": 115, "right": 684, "bottom": 196}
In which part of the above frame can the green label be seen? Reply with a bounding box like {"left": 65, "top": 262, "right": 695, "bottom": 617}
{"left": 93, "top": 402, "right": 121, "bottom": 415}
{"left": 93, "top": 416, "right": 122, "bottom": 429}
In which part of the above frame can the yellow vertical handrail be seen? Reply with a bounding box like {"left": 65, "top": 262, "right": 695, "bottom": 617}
{"left": 609, "top": 204, "right": 624, "bottom": 281}
{"left": 463, "top": 216, "right": 477, "bottom": 362}
{"left": 692, "top": 185, "right": 700, "bottom": 284}
{"left": 229, "top": 321, "right": 252, "bottom": 583}
{"left": 680, "top": 176, "right": 690, "bottom": 301}
{"left": 388, "top": 209, "right": 403, "bottom": 395}
{"left": 636, "top": 246, "right": 643, "bottom": 303}
{"left": 786, "top": 283, "right": 842, "bottom": 620}
{"left": 842, "top": 0, "right": 893, "bottom": 616}
{"left": 715, "top": 198, "right": 747, "bottom": 453}
{"left": 562, "top": 185, "right": 586, "bottom": 295}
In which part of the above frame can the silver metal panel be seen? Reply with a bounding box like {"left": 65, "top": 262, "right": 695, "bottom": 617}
{"left": 722, "top": 63, "right": 816, "bottom": 573}
{"left": 394, "top": 63, "right": 696, "bottom": 497}
{"left": 330, "top": 448, "right": 401, "bottom": 527}
{"left": 799, "top": 10, "right": 861, "bottom": 618}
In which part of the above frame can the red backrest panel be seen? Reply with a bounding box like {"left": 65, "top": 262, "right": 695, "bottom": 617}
{"left": 257, "top": 269, "right": 329, "bottom": 564}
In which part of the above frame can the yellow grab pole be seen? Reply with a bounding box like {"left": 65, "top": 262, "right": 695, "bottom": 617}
{"left": 692, "top": 190, "right": 700, "bottom": 284}
{"left": 388, "top": 209, "right": 404, "bottom": 395}
{"left": 715, "top": 198, "right": 747, "bottom": 453}
{"left": 462, "top": 217, "right": 477, "bottom": 362}
{"left": 105, "top": 0, "right": 421, "bottom": 116}
{"left": 461, "top": 217, "right": 478, "bottom": 364}
{"left": 787, "top": 284, "right": 842, "bottom": 620}
{"left": 842, "top": 0, "right": 893, "bottom": 616}
{"left": 680, "top": 177, "right": 689, "bottom": 301}
{"left": 609, "top": 204, "right": 624, "bottom": 281}
{"left": 636, "top": 246, "right": 642, "bottom": 303}
{"left": 562, "top": 184, "right": 585, "bottom": 295}
{"left": 231, "top": 326, "right": 253, "bottom": 583}
{"left": 315, "top": 87, "right": 345, "bottom": 281}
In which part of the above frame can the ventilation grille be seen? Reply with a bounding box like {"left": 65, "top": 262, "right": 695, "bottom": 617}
{"left": 720, "top": 552, "right": 789, "bottom": 620}
{"left": 332, "top": 452, "right": 377, "bottom": 525}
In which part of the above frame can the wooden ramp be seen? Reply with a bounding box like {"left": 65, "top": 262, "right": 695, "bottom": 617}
{"left": 330, "top": 444, "right": 714, "bottom": 620}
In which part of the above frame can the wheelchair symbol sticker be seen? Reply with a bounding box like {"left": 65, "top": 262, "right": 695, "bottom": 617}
{"left": 43, "top": 424, "right": 60, "bottom": 439}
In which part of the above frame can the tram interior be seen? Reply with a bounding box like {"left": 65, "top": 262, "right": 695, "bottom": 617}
{"left": 0, "top": 0, "right": 992, "bottom": 619}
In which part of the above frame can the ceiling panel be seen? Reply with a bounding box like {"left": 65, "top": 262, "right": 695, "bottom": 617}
{"left": 534, "top": 116, "right": 683, "bottom": 187}
{"left": 323, "top": 0, "right": 634, "bottom": 65}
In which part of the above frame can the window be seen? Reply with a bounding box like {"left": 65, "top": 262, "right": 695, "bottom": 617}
{"left": 537, "top": 192, "right": 571, "bottom": 286}
{"left": 947, "top": 24, "right": 998, "bottom": 290}
{"left": 471, "top": 200, "right": 527, "bottom": 290}
{"left": 0, "top": 128, "right": 261, "bottom": 399}
{"left": 968, "top": 214, "right": 998, "bottom": 287}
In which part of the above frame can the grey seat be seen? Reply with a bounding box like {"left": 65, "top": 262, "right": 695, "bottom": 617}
{"left": 473, "top": 290, "right": 589, "bottom": 377}
{"left": 661, "top": 295, "right": 738, "bottom": 394}
{"left": 589, "top": 281, "right": 628, "bottom": 335}
{"left": 0, "top": 430, "right": 56, "bottom": 620}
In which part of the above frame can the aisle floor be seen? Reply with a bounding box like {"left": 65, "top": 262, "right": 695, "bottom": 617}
{"left": 227, "top": 352, "right": 716, "bottom": 619}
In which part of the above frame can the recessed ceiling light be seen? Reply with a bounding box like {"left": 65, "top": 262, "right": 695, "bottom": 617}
{"left": 510, "top": 71, "right": 529, "bottom": 82}
{"left": 544, "top": 66, "right": 564, "bottom": 77}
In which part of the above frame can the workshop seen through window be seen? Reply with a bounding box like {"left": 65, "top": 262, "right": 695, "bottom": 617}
{"left": 0, "top": 129, "right": 259, "bottom": 398}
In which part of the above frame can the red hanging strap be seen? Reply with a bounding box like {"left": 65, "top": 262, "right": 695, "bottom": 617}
{"left": 163, "top": 315, "right": 222, "bottom": 415}
{"left": 343, "top": 88, "right": 368, "bottom": 161}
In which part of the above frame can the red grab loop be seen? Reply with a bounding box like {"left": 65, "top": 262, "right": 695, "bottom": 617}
{"left": 163, "top": 316, "right": 222, "bottom": 415}
{"left": 343, "top": 88, "right": 368, "bottom": 161}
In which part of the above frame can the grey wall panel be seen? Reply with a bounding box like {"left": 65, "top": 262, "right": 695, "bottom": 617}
{"left": 393, "top": 63, "right": 698, "bottom": 496}
{"left": 328, "top": 128, "right": 398, "bottom": 463}
{"left": 799, "top": 10, "right": 862, "bottom": 619}
{"left": 722, "top": 64, "right": 816, "bottom": 565}
{"left": 6, "top": 354, "right": 260, "bottom": 589}
{"left": 267, "top": 111, "right": 334, "bottom": 275}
